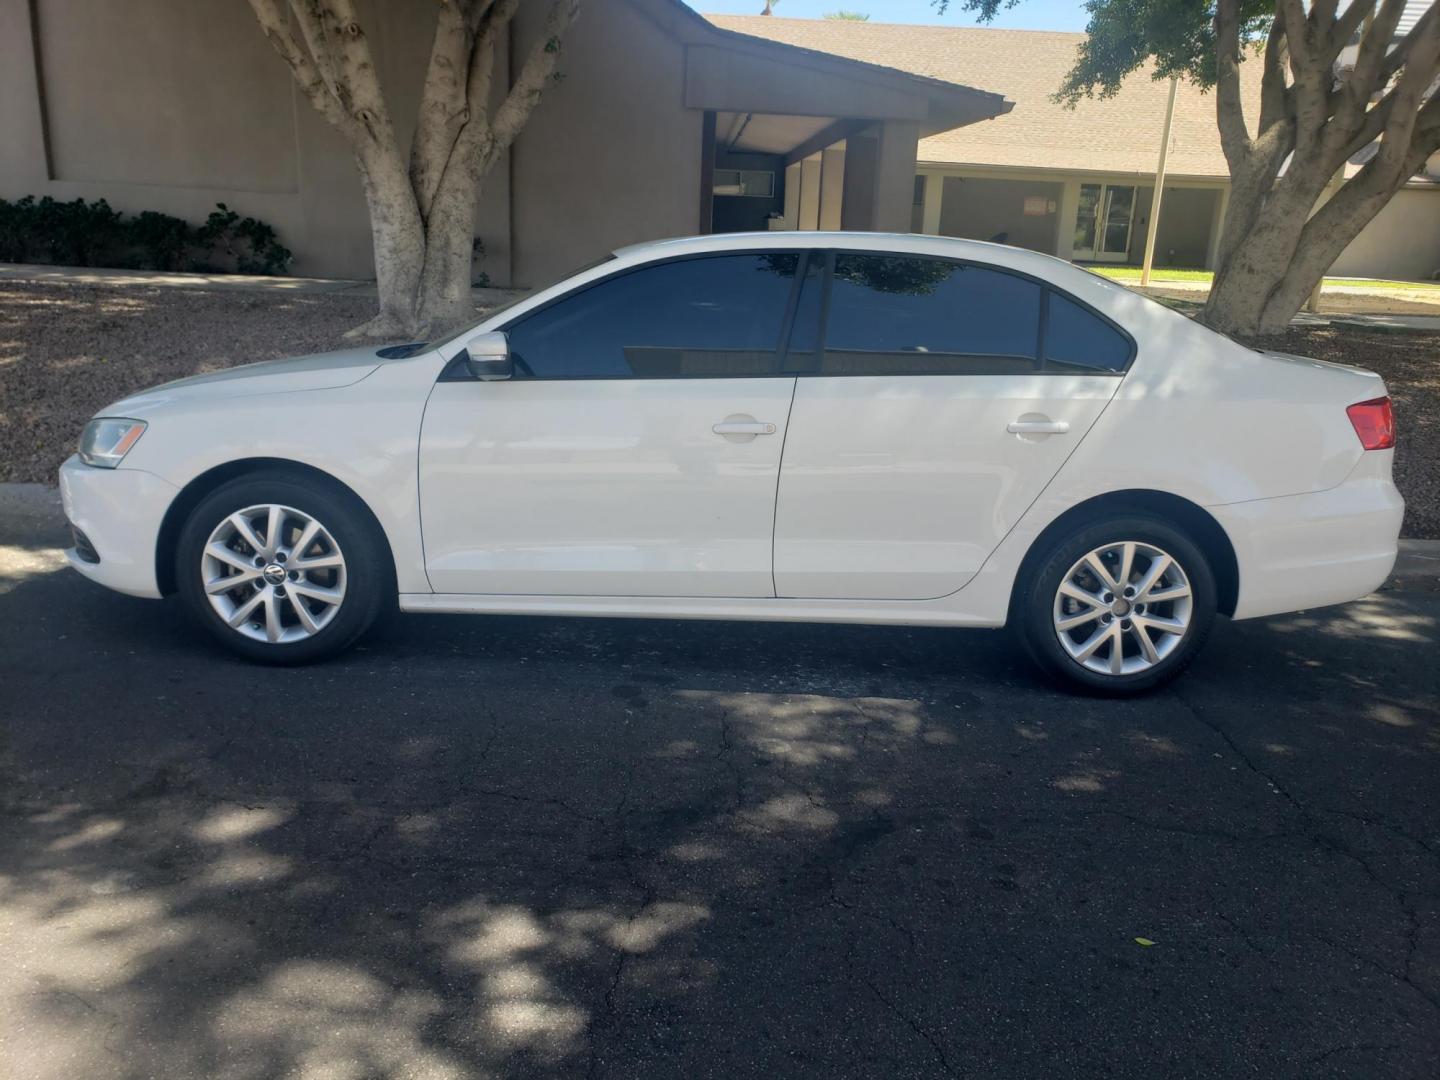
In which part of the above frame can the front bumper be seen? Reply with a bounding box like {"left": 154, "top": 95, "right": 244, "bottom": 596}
{"left": 58, "top": 455, "right": 178, "bottom": 598}
{"left": 1212, "top": 450, "right": 1404, "bottom": 621}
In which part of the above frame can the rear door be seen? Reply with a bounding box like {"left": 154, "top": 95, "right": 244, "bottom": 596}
{"left": 419, "top": 251, "right": 805, "bottom": 597}
{"left": 772, "top": 252, "right": 1129, "bottom": 600}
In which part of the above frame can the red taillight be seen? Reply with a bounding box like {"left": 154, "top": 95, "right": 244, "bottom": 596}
{"left": 1346, "top": 396, "right": 1395, "bottom": 450}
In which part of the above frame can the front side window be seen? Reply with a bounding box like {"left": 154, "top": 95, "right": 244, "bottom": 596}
{"left": 819, "top": 255, "right": 1042, "bottom": 375}
{"left": 505, "top": 253, "right": 802, "bottom": 379}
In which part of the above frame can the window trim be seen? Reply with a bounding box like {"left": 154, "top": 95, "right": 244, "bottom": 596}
{"left": 455, "top": 246, "right": 1136, "bottom": 384}
{"left": 487, "top": 248, "right": 816, "bottom": 382}
{"left": 803, "top": 248, "right": 1137, "bottom": 378}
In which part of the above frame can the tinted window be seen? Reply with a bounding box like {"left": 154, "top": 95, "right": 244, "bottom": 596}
{"left": 505, "top": 254, "right": 801, "bottom": 378}
{"left": 1044, "top": 292, "right": 1131, "bottom": 373}
{"left": 819, "top": 255, "right": 1041, "bottom": 375}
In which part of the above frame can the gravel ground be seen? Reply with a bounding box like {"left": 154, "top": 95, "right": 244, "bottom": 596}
{"left": 1, "top": 280, "right": 1436, "bottom": 536}
{"left": 1245, "top": 325, "right": 1440, "bottom": 539}
{"left": 0, "top": 282, "right": 377, "bottom": 482}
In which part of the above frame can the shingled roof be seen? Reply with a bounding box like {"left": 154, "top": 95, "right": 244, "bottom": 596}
{"left": 706, "top": 14, "right": 1266, "bottom": 180}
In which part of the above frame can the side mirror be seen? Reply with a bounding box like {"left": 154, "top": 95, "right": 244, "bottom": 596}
{"left": 462, "top": 330, "right": 513, "bottom": 381}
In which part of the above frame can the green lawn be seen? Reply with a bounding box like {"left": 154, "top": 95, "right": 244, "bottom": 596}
{"left": 1091, "top": 266, "right": 1440, "bottom": 291}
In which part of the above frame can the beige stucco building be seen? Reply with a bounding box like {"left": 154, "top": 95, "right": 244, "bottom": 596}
{"left": 0, "top": 0, "right": 1009, "bottom": 288}
{"left": 2, "top": 1, "right": 1436, "bottom": 286}
{"left": 713, "top": 14, "right": 1440, "bottom": 282}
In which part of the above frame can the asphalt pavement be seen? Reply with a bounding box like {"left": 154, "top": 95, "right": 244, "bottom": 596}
{"left": 2, "top": 485, "right": 1438, "bottom": 1079}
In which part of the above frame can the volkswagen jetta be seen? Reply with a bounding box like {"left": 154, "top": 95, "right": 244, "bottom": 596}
{"left": 60, "top": 233, "right": 1403, "bottom": 692}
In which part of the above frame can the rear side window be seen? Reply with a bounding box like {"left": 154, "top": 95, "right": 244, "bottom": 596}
{"left": 820, "top": 255, "right": 1041, "bottom": 375}
{"left": 1043, "top": 292, "right": 1132, "bottom": 373}
{"left": 505, "top": 253, "right": 802, "bottom": 378}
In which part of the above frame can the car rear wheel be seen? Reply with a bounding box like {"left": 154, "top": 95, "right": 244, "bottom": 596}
{"left": 175, "top": 473, "right": 390, "bottom": 664}
{"left": 1013, "top": 514, "right": 1217, "bottom": 694}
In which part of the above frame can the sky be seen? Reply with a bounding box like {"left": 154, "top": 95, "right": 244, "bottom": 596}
{"left": 697, "top": 0, "right": 1092, "bottom": 32}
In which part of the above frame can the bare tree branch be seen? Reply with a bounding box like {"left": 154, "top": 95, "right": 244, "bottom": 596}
{"left": 245, "top": 0, "right": 359, "bottom": 140}
{"left": 464, "top": 0, "right": 524, "bottom": 156}
{"left": 303, "top": 0, "right": 397, "bottom": 151}
{"left": 1367, "top": 10, "right": 1440, "bottom": 184}
{"left": 1213, "top": 0, "right": 1254, "bottom": 167}
{"left": 1275, "top": 0, "right": 1313, "bottom": 72}
{"left": 492, "top": 0, "right": 582, "bottom": 147}
{"left": 288, "top": 0, "right": 347, "bottom": 106}
{"left": 1258, "top": 13, "right": 1293, "bottom": 134}
{"left": 1381, "top": 1, "right": 1440, "bottom": 83}
{"left": 1342, "top": 0, "right": 1408, "bottom": 112}
{"left": 1323, "top": 0, "right": 1376, "bottom": 66}
{"left": 411, "top": 0, "right": 490, "bottom": 222}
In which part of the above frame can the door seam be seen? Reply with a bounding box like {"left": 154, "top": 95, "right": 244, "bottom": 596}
{"left": 770, "top": 376, "right": 801, "bottom": 598}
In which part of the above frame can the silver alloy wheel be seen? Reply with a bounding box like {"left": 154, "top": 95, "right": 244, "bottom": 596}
{"left": 201, "top": 503, "right": 347, "bottom": 644}
{"left": 1052, "top": 540, "right": 1193, "bottom": 677}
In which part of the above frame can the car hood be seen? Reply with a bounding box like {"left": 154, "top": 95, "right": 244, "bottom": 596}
{"left": 101, "top": 347, "right": 383, "bottom": 415}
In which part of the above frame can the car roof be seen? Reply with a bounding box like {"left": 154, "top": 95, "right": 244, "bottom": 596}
{"left": 611, "top": 230, "right": 1078, "bottom": 277}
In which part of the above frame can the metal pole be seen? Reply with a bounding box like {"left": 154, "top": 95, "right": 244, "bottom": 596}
{"left": 1140, "top": 77, "right": 1179, "bottom": 287}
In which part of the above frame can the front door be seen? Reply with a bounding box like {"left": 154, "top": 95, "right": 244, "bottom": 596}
{"left": 418, "top": 252, "right": 804, "bottom": 597}
{"left": 1072, "top": 183, "right": 1137, "bottom": 262}
{"left": 772, "top": 252, "right": 1128, "bottom": 601}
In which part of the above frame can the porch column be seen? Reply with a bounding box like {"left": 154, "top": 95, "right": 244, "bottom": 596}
{"left": 919, "top": 171, "right": 944, "bottom": 235}
{"left": 798, "top": 154, "right": 822, "bottom": 230}
{"left": 840, "top": 120, "right": 920, "bottom": 231}
{"left": 819, "top": 147, "right": 846, "bottom": 230}
{"left": 1056, "top": 179, "right": 1081, "bottom": 261}
{"left": 783, "top": 161, "right": 801, "bottom": 230}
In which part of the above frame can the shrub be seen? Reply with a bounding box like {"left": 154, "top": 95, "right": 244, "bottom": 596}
{"left": 129, "top": 210, "right": 192, "bottom": 271}
{"left": 0, "top": 197, "right": 292, "bottom": 275}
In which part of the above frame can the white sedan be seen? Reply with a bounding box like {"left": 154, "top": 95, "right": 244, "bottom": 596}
{"left": 60, "top": 233, "right": 1402, "bottom": 693}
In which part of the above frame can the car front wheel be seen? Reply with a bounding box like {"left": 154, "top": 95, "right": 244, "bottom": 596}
{"left": 1013, "top": 514, "right": 1217, "bottom": 694}
{"left": 175, "top": 473, "right": 390, "bottom": 664}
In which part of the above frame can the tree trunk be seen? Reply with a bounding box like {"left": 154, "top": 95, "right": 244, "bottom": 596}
{"left": 1196, "top": 0, "right": 1440, "bottom": 338}
{"left": 350, "top": 150, "right": 427, "bottom": 340}
{"left": 248, "top": 0, "right": 582, "bottom": 340}
{"left": 415, "top": 160, "right": 485, "bottom": 336}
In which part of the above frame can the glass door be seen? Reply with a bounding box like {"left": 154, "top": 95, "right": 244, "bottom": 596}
{"left": 1072, "top": 183, "right": 1101, "bottom": 259}
{"left": 1072, "top": 183, "right": 1137, "bottom": 262}
{"left": 1100, "top": 186, "right": 1136, "bottom": 257}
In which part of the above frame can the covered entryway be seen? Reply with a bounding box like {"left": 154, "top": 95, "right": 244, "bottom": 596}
{"left": 705, "top": 113, "right": 920, "bottom": 235}
{"left": 687, "top": 25, "right": 1011, "bottom": 237}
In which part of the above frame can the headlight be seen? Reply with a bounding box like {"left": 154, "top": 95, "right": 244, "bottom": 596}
{"left": 78, "top": 418, "right": 147, "bottom": 468}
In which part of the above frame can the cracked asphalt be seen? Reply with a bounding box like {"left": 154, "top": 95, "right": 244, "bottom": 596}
{"left": 2, "top": 486, "right": 1439, "bottom": 1079}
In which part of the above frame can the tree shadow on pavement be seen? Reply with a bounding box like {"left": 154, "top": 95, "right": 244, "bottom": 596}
{"left": 2, "top": 564, "right": 1439, "bottom": 1079}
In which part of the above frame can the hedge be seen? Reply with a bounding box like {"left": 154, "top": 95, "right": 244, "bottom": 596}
{"left": 0, "top": 197, "right": 292, "bottom": 276}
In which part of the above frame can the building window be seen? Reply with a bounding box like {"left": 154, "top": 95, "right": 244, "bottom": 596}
{"left": 714, "top": 169, "right": 776, "bottom": 197}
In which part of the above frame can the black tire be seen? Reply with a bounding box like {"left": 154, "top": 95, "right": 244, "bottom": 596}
{"left": 1012, "top": 513, "right": 1217, "bottom": 695}
{"left": 175, "top": 471, "right": 392, "bottom": 664}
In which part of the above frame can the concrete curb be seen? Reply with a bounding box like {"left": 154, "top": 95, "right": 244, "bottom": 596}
{"left": 1396, "top": 538, "right": 1440, "bottom": 579}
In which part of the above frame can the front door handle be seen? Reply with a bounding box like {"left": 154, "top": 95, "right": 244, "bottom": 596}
{"left": 712, "top": 412, "right": 777, "bottom": 443}
{"left": 1007, "top": 418, "right": 1070, "bottom": 435}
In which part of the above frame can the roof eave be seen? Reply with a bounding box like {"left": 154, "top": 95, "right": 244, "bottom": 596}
{"left": 656, "top": 0, "right": 1011, "bottom": 122}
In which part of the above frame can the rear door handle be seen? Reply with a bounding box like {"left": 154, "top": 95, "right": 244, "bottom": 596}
{"left": 1007, "top": 419, "right": 1070, "bottom": 435}
{"left": 713, "top": 421, "right": 777, "bottom": 435}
